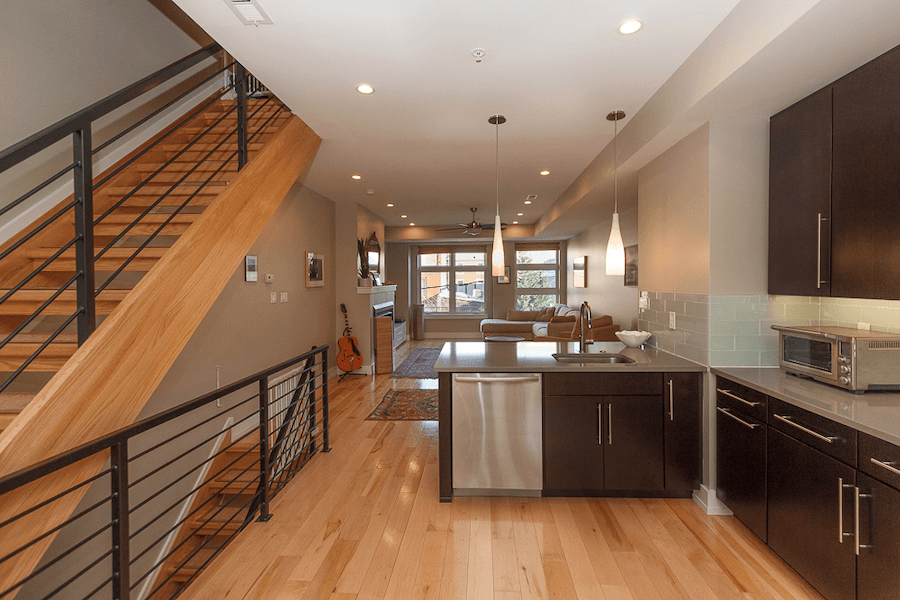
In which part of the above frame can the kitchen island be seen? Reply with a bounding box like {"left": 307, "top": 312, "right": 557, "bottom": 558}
{"left": 434, "top": 341, "right": 705, "bottom": 501}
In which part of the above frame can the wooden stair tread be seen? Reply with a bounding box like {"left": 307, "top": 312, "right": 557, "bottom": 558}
{"left": 167, "top": 547, "right": 220, "bottom": 581}
{"left": 0, "top": 393, "right": 36, "bottom": 412}
{"left": 0, "top": 332, "right": 78, "bottom": 344}
{"left": 187, "top": 504, "right": 245, "bottom": 535}
{"left": 0, "top": 288, "right": 128, "bottom": 316}
{"left": 101, "top": 185, "right": 225, "bottom": 196}
{"left": 135, "top": 162, "right": 238, "bottom": 173}
{"left": 0, "top": 288, "right": 130, "bottom": 300}
{"left": 208, "top": 468, "right": 260, "bottom": 494}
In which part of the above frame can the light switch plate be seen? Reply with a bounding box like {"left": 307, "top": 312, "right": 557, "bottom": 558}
{"left": 668, "top": 311, "right": 676, "bottom": 330}
{"left": 280, "top": 292, "right": 288, "bottom": 303}
{"left": 270, "top": 292, "right": 277, "bottom": 304}
{"left": 858, "top": 322, "right": 871, "bottom": 331}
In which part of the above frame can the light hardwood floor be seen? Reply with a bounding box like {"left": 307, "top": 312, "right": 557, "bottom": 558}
{"left": 179, "top": 339, "right": 824, "bottom": 600}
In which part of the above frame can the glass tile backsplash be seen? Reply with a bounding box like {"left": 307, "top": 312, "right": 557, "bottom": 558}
{"left": 638, "top": 292, "right": 900, "bottom": 367}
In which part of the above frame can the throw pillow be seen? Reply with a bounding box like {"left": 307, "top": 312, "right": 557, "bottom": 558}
{"left": 535, "top": 307, "right": 555, "bottom": 322}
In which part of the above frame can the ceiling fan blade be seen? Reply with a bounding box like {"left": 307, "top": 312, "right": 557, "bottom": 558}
{"left": 436, "top": 227, "right": 465, "bottom": 232}
{"left": 481, "top": 223, "right": 508, "bottom": 230}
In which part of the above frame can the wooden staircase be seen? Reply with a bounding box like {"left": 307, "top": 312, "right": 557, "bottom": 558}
{"left": 0, "top": 98, "right": 290, "bottom": 439}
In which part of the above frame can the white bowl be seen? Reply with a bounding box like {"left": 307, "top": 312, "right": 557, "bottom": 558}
{"left": 615, "top": 330, "right": 651, "bottom": 347}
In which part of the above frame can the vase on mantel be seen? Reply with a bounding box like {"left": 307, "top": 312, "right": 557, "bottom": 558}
{"left": 358, "top": 278, "right": 373, "bottom": 287}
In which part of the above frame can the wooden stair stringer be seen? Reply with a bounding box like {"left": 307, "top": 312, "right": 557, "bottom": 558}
{"left": 0, "top": 115, "right": 321, "bottom": 596}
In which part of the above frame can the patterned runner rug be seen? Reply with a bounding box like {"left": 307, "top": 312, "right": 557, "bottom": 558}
{"left": 366, "top": 389, "right": 438, "bottom": 421}
{"left": 391, "top": 347, "right": 441, "bottom": 378}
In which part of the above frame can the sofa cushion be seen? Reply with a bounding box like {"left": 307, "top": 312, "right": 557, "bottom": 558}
{"left": 480, "top": 319, "right": 535, "bottom": 335}
{"left": 535, "top": 307, "right": 555, "bottom": 321}
{"left": 507, "top": 309, "right": 538, "bottom": 321}
{"left": 549, "top": 315, "right": 576, "bottom": 323}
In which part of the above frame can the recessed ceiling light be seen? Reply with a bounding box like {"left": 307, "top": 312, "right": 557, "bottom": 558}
{"left": 517, "top": 212, "right": 524, "bottom": 216}
{"left": 513, "top": 221, "right": 519, "bottom": 224}
{"left": 524, "top": 200, "right": 532, "bottom": 205}
{"left": 540, "top": 170, "right": 550, "bottom": 176}
{"left": 351, "top": 175, "right": 361, "bottom": 180}
{"left": 409, "top": 222, "right": 415, "bottom": 226}
{"left": 226, "top": 0, "right": 273, "bottom": 25}
{"left": 618, "top": 19, "right": 643, "bottom": 35}
{"left": 401, "top": 215, "right": 408, "bottom": 218}
{"left": 366, "top": 189, "right": 375, "bottom": 195}
{"left": 387, "top": 203, "right": 394, "bottom": 207}
{"left": 356, "top": 83, "right": 375, "bottom": 94}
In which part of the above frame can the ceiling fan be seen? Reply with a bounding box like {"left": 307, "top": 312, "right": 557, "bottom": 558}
{"left": 437, "top": 207, "right": 507, "bottom": 236}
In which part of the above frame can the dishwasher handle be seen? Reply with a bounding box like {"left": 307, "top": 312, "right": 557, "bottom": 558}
{"left": 454, "top": 375, "right": 542, "bottom": 384}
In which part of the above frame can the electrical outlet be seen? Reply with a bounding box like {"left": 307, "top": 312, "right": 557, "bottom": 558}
{"left": 668, "top": 311, "right": 676, "bottom": 330}
{"left": 265, "top": 273, "right": 274, "bottom": 283}
{"left": 280, "top": 292, "right": 288, "bottom": 303}
{"left": 858, "top": 321, "right": 871, "bottom": 331}
{"left": 270, "top": 292, "right": 277, "bottom": 304}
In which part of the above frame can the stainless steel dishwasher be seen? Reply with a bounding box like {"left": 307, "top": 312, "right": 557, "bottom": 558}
{"left": 452, "top": 372, "right": 542, "bottom": 495}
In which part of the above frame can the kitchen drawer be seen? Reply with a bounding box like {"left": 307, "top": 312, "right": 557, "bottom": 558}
{"left": 716, "top": 401, "right": 767, "bottom": 541}
{"left": 715, "top": 377, "right": 768, "bottom": 422}
{"left": 859, "top": 432, "right": 900, "bottom": 490}
{"left": 768, "top": 397, "right": 856, "bottom": 466}
{"left": 543, "top": 372, "right": 662, "bottom": 396}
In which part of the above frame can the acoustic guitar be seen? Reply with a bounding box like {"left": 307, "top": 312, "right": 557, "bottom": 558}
{"left": 337, "top": 303, "right": 363, "bottom": 373}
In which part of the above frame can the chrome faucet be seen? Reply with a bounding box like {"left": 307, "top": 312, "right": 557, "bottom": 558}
{"left": 579, "top": 301, "right": 592, "bottom": 353}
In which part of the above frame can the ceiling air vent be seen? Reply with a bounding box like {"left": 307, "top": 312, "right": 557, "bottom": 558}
{"left": 526, "top": 194, "right": 538, "bottom": 201}
{"left": 226, "top": 0, "right": 273, "bottom": 25}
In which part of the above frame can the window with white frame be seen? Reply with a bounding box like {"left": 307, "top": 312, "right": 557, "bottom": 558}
{"left": 418, "top": 246, "right": 487, "bottom": 315}
{"left": 515, "top": 242, "right": 560, "bottom": 310}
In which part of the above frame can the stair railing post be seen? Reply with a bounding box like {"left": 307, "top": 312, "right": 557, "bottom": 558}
{"left": 73, "top": 125, "right": 96, "bottom": 345}
{"left": 322, "top": 351, "right": 331, "bottom": 452}
{"left": 110, "top": 440, "right": 130, "bottom": 600}
{"left": 235, "top": 63, "right": 248, "bottom": 170}
{"left": 256, "top": 376, "right": 273, "bottom": 521}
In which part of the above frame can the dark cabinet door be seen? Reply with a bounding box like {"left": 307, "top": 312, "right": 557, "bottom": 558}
{"left": 857, "top": 473, "right": 900, "bottom": 600}
{"left": 543, "top": 396, "right": 603, "bottom": 493}
{"left": 716, "top": 404, "right": 767, "bottom": 541}
{"left": 604, "top": 396, "right": 664, "bottom": 491}
{"left": 832, "top": 48, "right": 900, "bottom": 300}
{"left": 767, "top": 429, "right": 856, "bottom": 600}
{"left": 768, "top": 86, "right": 833, "bottom": 297}
{"left": 664, "top": 372, "right": 701, "bottom": 492}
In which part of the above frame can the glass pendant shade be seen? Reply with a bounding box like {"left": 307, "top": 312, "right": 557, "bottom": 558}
{"left": 605, "top": 212, "right": 625, "bottom": 275}
{"left": 491, "top": 214, "right": 505, "bottom": 276}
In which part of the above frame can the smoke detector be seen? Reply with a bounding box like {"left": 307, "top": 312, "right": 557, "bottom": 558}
{"left": 472, "top": 48, "right": 486, "bottom": 63}
{"left": 227, "top": 0, "right": 273, "bottom": 26}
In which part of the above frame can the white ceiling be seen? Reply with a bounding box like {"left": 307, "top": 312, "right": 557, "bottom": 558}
{"left": 172, "top": 0, "right": 900, "bottom": 240}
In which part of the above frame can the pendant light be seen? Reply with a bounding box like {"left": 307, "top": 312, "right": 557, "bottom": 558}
{"left": 605, "top": 110, "right": 626, "bottom": 276}
{"left": 489, "top": 114, "right": 506, "bottom": 276}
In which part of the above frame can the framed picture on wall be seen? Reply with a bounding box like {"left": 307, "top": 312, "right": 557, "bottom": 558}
{"left": 624, "top": 245, "right": 638, "bottom": 287}
{"left": 245, "top": 255, "right": 258, "bottom": 282}
{"left": 573, "top": 256, "right": 587, "bottom": 288}
{"left": 306, "top": 252, "right": 324, "bottom": 288}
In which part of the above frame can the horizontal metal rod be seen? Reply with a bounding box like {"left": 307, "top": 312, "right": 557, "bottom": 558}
{"left": 38, "top": 549, "right": 113, "bottom": 600}
{"left": 0, "top": 467, "right": 110, "bottom": 531}
{"left": 0, "top": 199, "right": 77, "bottom": 262}
{"left": 0, "top": 162, "right": 76, "bottom": 217}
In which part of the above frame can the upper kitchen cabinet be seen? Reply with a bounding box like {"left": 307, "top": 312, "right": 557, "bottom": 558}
{"left": 769, "top": 86, "right": 833, "bottom": 297}
{"left": 769, "top": 45, "right": 900, "bottom": 300}
{"left": 831, "top": 48, "right": 900, "bottom": 300}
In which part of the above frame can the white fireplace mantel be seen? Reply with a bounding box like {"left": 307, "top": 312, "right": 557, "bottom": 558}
{"left": 356, "top": 285, "right": 397, "bottom": 295}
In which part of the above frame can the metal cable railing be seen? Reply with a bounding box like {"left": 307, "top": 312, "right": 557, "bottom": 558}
{"left": 0, "top": 44, "right": 291, "bottom": 396}
{"left": 0, "top": 345, "right": 330, "bottom": 600}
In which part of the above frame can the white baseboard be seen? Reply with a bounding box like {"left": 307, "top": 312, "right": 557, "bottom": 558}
{"left": 693, "top": 485, "right": 733, "bottom": 516}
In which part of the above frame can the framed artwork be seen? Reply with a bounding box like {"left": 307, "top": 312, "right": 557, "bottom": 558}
{"left": 497, "top": 266, "right": 510, "bottom": 284}
{"left": 573, "top": 256, "right": 587, "bottom": 288}
{"left": 244, "top": 255, "right": 258, "bottom": 282}
{"left": 306, "top": 252, "right": 324, "bottom": 288}
{"left": 624, "top": 245, "right": 638, "bottom": 287}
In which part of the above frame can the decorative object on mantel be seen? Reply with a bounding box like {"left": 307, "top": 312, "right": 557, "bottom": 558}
{"left": 357, "top": 237, "right": 371, "bottom": 286}
{"left": 366, "top": 389, "right": 438, "bottom": 421}
{"left": 573, "top": 255, "right": 587, "bottom": 288}
{"left": 306, "top": 252, "right": 324, "bottom": 287}
{"left": 367, "top": 232, "right": 381, "bottom": 273}
{"left": 605, "top": 110, "right": 626, "bottom": 276}
{"left": 391, "top": 347, "right": 441, "bottom": 378}
{"left": 624, "top": 245, "right": 638, "bottom": 287}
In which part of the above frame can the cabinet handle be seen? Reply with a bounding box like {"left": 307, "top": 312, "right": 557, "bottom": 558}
{"left": 839, "top": 478, "right": 854, "bottom": 543}
{"left": 773, "top": 414, "right": 838, "bottom": 444}
{"left": 668, "top": 380, "right": 674, "bottom": 421}
{"left": 597, "top": 404, "right": 602, "bottom": 445}
{"left": 716, "top": 406, "right": 759, "bottom": 429}
{"left": 608, "top": 404, "right": 613, "bottom": 445}
{"left": 716, "top": 388, "right": 760, "bottom": 408}
{"left": 871, "top": 457, "right": 900, "bottom": 477}
{"left": 817, "top": 213, "right": 829, "bottom": 288}
{"left": 855, "top": 487, "right": 873, "bottom": 555}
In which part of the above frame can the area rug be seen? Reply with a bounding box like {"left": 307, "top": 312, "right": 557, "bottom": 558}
{"left": 366, "top": 389, "right": 438, "bottom": 421}
{"left": 391, "top": 347, "right": 441, "bottom": 379}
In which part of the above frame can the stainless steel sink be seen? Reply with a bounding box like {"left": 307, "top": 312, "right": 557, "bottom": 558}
{"left": 552, "top": 353, "right": 636, "bottom": 363}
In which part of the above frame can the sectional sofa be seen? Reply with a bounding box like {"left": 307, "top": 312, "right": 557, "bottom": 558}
{"left": 479, "top": 303, "right": 620, "bottom": 341}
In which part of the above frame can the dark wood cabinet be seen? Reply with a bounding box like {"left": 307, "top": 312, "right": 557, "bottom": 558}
{"left": 716, "top": 401, "right": 767, "bottom": 541}
{"left": 767, "top": 428, "right": 857, "bottom": 600}
{"left": 664, "top": 372, "right": 701, "bottom": 492}
{"left": 831, "top": 47, "right": 900, "bottom": 300}
{"left": 604, "top": 395, "right": 664, "bottom": 491}
{"left": 856, "top": 473, "right": 900, "bottom": 600}
{"left": 768, "top": 86, "right": 833, "bottom": 297}
{"left": 543, "top": 395, "right": 604, "bottom": 493}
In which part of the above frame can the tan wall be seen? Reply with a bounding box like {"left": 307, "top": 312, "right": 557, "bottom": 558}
{"left": 638, "top": 124, "right": 711, "bottom": 295}
{"left": 566, "top": 205, "right": 640, "bottom": 331}
{"left": 709, "top": 115, "right": 769, "bottom": 294}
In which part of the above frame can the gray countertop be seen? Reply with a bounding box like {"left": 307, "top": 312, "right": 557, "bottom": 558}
{"left": 434, "top": 341, "right": 705, "bottom": 373}
{"left": 713, "top": 367, "right": 900, "bottom": 447}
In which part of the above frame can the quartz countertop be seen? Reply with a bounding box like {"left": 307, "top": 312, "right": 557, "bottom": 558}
{"left": 433, "top": 341, "right": 705, "bottom": 373}
{"left": 713, "top": 367, "right": 900, "bottom": 447}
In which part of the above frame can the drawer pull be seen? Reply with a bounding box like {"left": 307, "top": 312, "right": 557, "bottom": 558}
{"left": 668, "top": 380, "right": 674, "bottom": 421}
{"left": 716, "top": 388, "right": 761, "bottom": 408}
{"left": 855, "top": 487, "right": 873, "bottom": 555}
{"left": 774, "top": 414, "right": 837, "bottom": 444}
{"left": 871, "top": 457, "right": 900, "bottom": 477}
{"left": 716, "top": 406, "right": 759, "bottom": 430}
{"left": 839, "top": 478, "right": 854, "bottom": 543}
